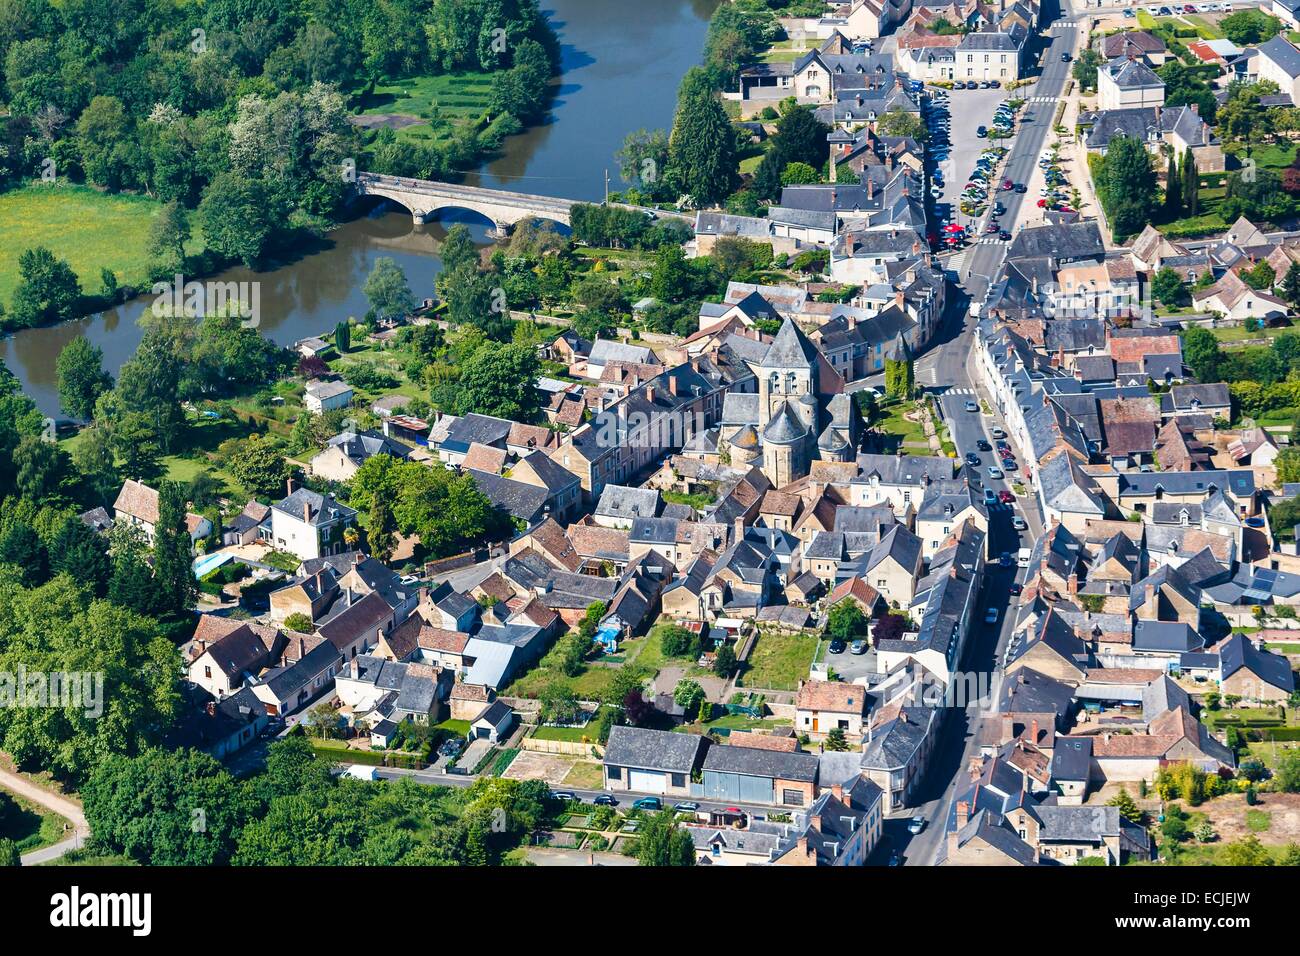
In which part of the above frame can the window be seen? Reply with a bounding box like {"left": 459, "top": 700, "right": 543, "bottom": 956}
{"left": 607, "top": 766, "right": 621, "bottom": 780}
{"left": 670, "top": 773, "right": 686, "bottom": 788}
{"left": 204, "top": 666, "right": 212, "bottom": 679}
{"left": 782, "top": 789, "right": 806, "bottom": 806}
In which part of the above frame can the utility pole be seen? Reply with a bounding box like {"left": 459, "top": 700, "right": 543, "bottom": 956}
{"left": 604, "top": 168, "right": 610, "bottom": 205}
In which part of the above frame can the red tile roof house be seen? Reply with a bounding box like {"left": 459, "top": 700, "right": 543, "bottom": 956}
{"left": 113, "top": 478, "right": 212, "bottom": 545}
{"left": 795, "top": 679, "right": 868, "bottom": 738}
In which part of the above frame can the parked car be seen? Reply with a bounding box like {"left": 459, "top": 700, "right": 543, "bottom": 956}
{"left": 999, "top": 230, "right": 1011, "bottom": 241}
{"left": 976, "top": 438, "right": 991, "bottom": 451}
{"left": 985, "top": 606, "right": 1000, "bottom": 624}
{"left": 998, "top": 489, "right": 1014, "bottom": 503}
{"left": 991, "top": 426, "right": 1006, "bottom": 438}
{"left": 549, "top": 790, "right": 578, "bottom": 803}
{"left": 673, "top": 802, "right": 700, "bottom": 813}
{"left": 633, "top": 796, "right": 663, "bottom": 811}
{"left": 965, "top": 400, "right": 979, "bottom": 412}
{"left": 965, "top": 452, "right": 981, "bottom": 466}
{"left": 1010, "top": 582, "right": 1023, "bottom": 595}
{"left": 1061, "top": 51, "right": 1071, "bottom": 62}
{"left": 829, "top": 638, "right": 847, "bottom": 654}
{"left": 908, "top": 816, "right": 927, "bottom": 835}
{"left": 850, "top": 639, "right": 868, "bottom": 655}
{"left": 593, "top": 794, "right": 618, "bottom": 806}
{"left": 983, "top": 488, "right": 997, "bottom": 505}
{"left": 987, "top": 466, "right": 1003, "bottom": 479}
{"left": 1012, "top": 516, "right": 1027, "bottom": 531}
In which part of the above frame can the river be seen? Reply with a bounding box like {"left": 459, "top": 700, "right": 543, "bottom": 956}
{"left": 0, "top": 0, "right": 720, "bottom": 416}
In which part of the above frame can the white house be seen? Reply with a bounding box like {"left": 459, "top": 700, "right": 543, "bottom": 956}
{"left": 269, "top": 486, "right": 358, "bottom": 561}
{"left": 304, "top": 380, "right": 354, "bottom": 413}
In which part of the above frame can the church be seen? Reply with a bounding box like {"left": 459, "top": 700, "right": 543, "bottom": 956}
{"left": 718, "top": 317, "right": 861, "bottom": 488}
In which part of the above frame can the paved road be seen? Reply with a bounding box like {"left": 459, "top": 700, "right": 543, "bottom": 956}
{"left": 0, "top": 767, "right": 90, "bottom": 866}
{"left": 960, "top": 1, "right": 1079, "bottom": 303}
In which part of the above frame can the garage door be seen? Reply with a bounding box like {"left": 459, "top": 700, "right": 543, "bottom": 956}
{"left": 628, "top": 769, "right": 667, "bottom": 794}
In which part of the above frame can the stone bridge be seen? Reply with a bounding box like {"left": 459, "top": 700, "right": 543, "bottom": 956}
{"left": 354, "top": 171, "right": 693, "bottom": 233}
{"left": 355, "top": 171, "right": 575, "bottom": 233}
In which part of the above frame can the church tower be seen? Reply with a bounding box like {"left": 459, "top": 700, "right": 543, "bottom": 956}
{"left": 756, "top": 318, "right": 821, "bottom": 487}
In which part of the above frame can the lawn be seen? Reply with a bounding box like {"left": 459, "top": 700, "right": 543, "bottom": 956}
{"left": 874, "top": 400, "right": 928, "bottom": 448}
{"left": 0, "top": 184, "right": 204, "bottom": 312}
{"left": 533, "top": 709, "right": 605, "bottom": 742}
{"left": 562, "top": 761, "right": 606, "bottom": 790}
{"left": 1206, "top": 323, "right": 1296, "bottom": 346}
{"left": 738, "top": 630, "right": 818, "bottom": 691}
{"left": 0, "top": 786, "right": 70, "bottom": 854}
{"left": 357, "top": 73, "right": 498, "bottom": 145}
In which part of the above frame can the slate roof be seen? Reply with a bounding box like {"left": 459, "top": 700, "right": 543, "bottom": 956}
{"left": 1219, "top": 633, "right": 1296, "bottom": 692}
{"left": 701, "top": 744, "right": 820, "bottom": 782}
{"left": 604, "top": 725, "right": 704, "bottom": 773}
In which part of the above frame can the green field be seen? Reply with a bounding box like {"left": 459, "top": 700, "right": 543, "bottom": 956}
{"left": 0, "top": 786, "right": 70, "bottom": 854}
{"left": 739, "top": 630, "right": 818, "bottom": 691}
{"left": 358, "top": 73, "right": 497, "bottom": 145}
{"left": 0, "top": 184, "right": 202, "bottom": 311}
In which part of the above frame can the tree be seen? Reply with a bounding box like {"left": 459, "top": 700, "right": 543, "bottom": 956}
{"left": 284, "top": 613, "right": 314, "bottom": 633}
{"left": 198, "top": 173, "right": 280, "bottom": 268}
{"left": 1220, "top": 9, "right": 1283, "bottom": 44}
{"left": 1275, "top": 447, "right": 1300, "bottom": 485}
{"left": 635, "top": 810, "right": 695, "bottom": 866}
{"left": 367, "top": 494, "right": 396, "bottom": 564}
{"left": 50, "top": 516, "right": 111, "bottom": 597}
{"left": 82, "top": 748, "right": 250, "bottom": 865}
{"left": 8, "top": 246, "right": 81, "bottom": 329}
{"left": 780, "top": 161, "right": 820, "bottom": 185}
{"left": 335, "top": 320, "right": 351, "bottom": 354}
{"left": 1151, "top": 267, "right": 1188, "bottom": 307}
{"left": 14, "top": 434, "right": 68, "bottom": 501}
{"left": 826, "top": 601, "right": 869, "bottom": 641}
{"left": 673, "top": 678, "right": 706, "bottom": 720}
{"left": 224, "top": 435, "right": 291, "bottom": 498}
{"left": 876, "top": 108, "right": 928, "bottom": 143}
{"left": 1220, "top": 835, "right": 1274, "bottom": 866}
{"left": 825, "top": 726, "right": 850, "bottom": 752}
{"left": 454, "top": 343, "right": 540, "bottom": 421}
{"left": 1095, "top": 136, "right": 1158, "bottom": 242}
{"left": 1275, "top": 749, "right": 1300, "bottom": 792}
{"left": 0, "top": 573, "right": 182, "bottom": 784}
{"left": 769, "top": 105, "right": 830, "bottom": 169}
{"left": 1072, "top": 48, "right": 1103, "bottom": 91}
{"left": 147, "top": 200, "right": 191, "bottom": 270}
{"left": 1164, "top": 153, "right": 1181, "bottom": 218}
{"left": 152, "top": 480, "right": 197, "bottom": 617}
{"left": 364, "top": 257, "right": 416, "bottom": 321}
{"left": 1182, "top": 327, "right": 1224, "bottom": 382}
{"left": 659, "top": 623, "right": 702, "bottom": 659}
{"left": 0, "top": 839, "right": 18, "bottom": 867}
{"left": 616, "top": 127, "right": 672, "bottom": 200}
{"left": 116, "top": 330, "right": 186, "bottom": 452}
{"left": 1282, "top": 262, "right": 1300, "bottom": 308}
{"left": 1106, "top": 788, "right": 1143, "bottom": 824}
{"left": 1183, "top": 149, "right": 1199, "bottom": 218}
{"left": 667, "top": 71, "right": 738, "bottom": 205}
{"left": 713, "top": 642, "right": 737, "bottom": 678}
{"left": 56, "top": 336, "right": 113, "bottom": 420}
{"left": 439, "top": 224, "right": 479, "bottom": 275}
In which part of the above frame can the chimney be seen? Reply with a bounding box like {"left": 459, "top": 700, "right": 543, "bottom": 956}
{"left": 1189, "top": 102, "right": 1198, "bottom": 115}
{"left": 645, "top": 385, "right": 656, "bottom": 404}
{"left": 1030, "top": 718, "right": 1039, "bottom": 743}
{"left": 350, "top": 657, "right": 359, "bottom": 678}
{"left": 867, "top": 177, "right": 875, "bottom": 200}
{"left": 895, "top": 289, "right": 906, "bottom": 310}
{"left": 734, "top": 516, "right": 746, "bottom": 544}
{"left": 846, "top": 312, "right": 857, "bottom": 330}
{"left": 303, "top": 500, "right": 311, "bottom": 523}
{"left": 286, "top": 478, "right": 295, "bottom": 496}
{"left": 955, "top": 800, "right": 970, "bottom": 828}
{"left": 1069, "top": 572, "right": 1079, "bottom": 595}
{"left": 205, "top": 701, "right": 216, "bottom": 716}
{"left": 668, "top": 376, "right": 678, "bottom": 396}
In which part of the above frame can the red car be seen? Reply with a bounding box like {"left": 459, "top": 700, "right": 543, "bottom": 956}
{"left": 986, "top": 221, "right": 999, "bottom": 233}
{"left": 998, "top": 489, "right": 1015, "bottom": 503}
{"left": 1036, "top": 198, "right": 1047, "bottom": 208}
{"left": 1000, "top": 179, "right": 1013, "bottom": 191}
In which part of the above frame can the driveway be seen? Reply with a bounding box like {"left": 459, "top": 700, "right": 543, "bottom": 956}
{"left": 0, "top": 767, "right": 90, "bottom": 865}
{"left": 823, "top": 645, "right": 876, "bottom": 683}
{"left": 458, "top": 737, "right": 494, "bottom": 772}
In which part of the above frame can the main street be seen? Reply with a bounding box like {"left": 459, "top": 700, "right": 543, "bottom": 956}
{"left": 881, "top": 3, "right": 1079, "bottom": 864}
{"left": 959, "top": 0, "right": 1079, "bottom": 303}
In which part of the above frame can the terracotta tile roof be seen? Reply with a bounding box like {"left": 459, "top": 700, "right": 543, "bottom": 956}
{"left": 828, "top": 576, "right": 881, "bottom": 609}
{"left": 114, "top": 479, "right": 160, "bottom": 524}
{"left": 509, "top": 595, "right": 560, "bottom": 630}
{"left": 525, "top": 517, "right": 580, "bottom": 571}
{"left": 796, "top": 680, "right": 867, "bottom": 714}
{"left": 450, "top": 680, "right": 489, "bottom": 701}
{"left": 1107, "top": 333, "right": 1180, "bottom": 365}
{"left": 418, "top": 626, "right": 469, "bottom": 654}
{"left": 507, "top": 422, "right": 556, "bottom": 451}
{"left": 568, "top": 523, "right": 631, "bottom": 561}
{"left": 1084, "top": 667, "right": 1164, "bottom": 684}
{"left": 726, "top": 730, "right": 798, "bottom": 752}
{"left": 1100, "top": 396, "right": 1160, "bottom": 425}
{"left": 462, "top": 442, "right": 507, "bottom": 474}
{"left": 1085, "top": 733, "right": 1171, "bottom": 758}
{"left": 760, "top": 490, "right": 802, "bottom": 518}
{"left": 473, "top": 572, "right": 516, "bottom": 604}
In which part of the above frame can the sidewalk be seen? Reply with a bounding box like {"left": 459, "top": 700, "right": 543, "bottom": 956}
{"left": 0, "top": 766, "right": 90, "bottom": 865}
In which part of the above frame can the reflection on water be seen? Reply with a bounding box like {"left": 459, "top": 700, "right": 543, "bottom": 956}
{"left": 0, "top": 0, "right": 720, "bottom": 416}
